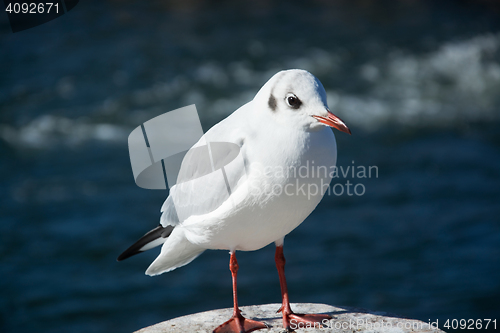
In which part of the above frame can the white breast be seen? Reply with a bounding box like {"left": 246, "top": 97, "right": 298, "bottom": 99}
{"left": 181, "top": 126, "right": 337, "bottom": 252}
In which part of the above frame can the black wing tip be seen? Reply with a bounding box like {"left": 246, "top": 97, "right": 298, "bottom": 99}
{"left": 117, "top": 241, "right": 146, "bottom": 261}
{"left": 116, "top": 249, "right": 142, "bottom": 262}
{"left": 116, "top": 224, "right": 174, "bottom": 262}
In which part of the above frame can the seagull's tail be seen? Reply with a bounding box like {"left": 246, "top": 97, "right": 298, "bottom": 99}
{"left": 117, "top": 225, "right": 174, "bottom": 262}
{"left": 145, "top": 228, "right": 205, "bottom": 276}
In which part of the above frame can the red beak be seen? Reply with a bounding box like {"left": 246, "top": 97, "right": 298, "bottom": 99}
{"left": 312, "top": 110, "right": 351, "bottom": 135}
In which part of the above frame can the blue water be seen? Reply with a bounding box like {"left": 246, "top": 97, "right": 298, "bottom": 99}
{"left": 1, "top": 1, "right": 500, "bottom": 332}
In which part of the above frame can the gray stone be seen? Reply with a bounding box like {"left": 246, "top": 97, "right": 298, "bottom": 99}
{"left": 134, "top": 303, "right": 444, "bottom": 333}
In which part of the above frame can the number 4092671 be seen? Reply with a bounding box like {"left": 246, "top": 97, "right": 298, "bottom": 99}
{"left": 5, "top": 2, "right": 59, "bottom": 14}
{"left": 443, "top": 319, "right": 496, "bottom": 330}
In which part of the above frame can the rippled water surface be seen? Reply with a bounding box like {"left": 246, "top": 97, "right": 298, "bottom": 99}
{"left": 1, "top": 1, "right": 500, "bottom": 332}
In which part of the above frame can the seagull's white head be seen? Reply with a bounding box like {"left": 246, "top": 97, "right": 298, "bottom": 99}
{"left": 254, "top": 69, "right": 351, "bottom": 134}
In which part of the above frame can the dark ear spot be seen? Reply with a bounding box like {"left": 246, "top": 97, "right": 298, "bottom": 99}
{"left": 268, "top": 94, "right": 277, "bottom": 111}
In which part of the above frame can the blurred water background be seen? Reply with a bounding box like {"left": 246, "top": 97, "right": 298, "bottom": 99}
{"left": 1, "top": 0, "right": 500, "bottom": 332}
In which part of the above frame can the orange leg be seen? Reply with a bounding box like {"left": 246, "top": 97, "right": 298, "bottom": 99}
{"left": 213, "top": 252, "right": 268, "bottom": 333}
{"left": 275, "top": 245, "right": 331, "bottom": 331}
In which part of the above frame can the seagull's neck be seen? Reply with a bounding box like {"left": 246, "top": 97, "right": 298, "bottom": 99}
{"left": 248, "top": 118, "right": 335, "bottom": 168}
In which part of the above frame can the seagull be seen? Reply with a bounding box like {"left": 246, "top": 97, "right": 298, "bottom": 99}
{"left": 118, "top": 69, "right": 351, "bottom": 333}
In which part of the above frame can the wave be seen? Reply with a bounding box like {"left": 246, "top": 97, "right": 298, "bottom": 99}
{"left": 2, "top": 33, "right": 499, "bottom": 149}
{"left": 333, "top": 33, "right": 500, "bottom": 129}
{"left": 0, "top": 115, "right": 129, "bottom": 149}
{"left": 183, "top": 33, "right": 500, "bottom": 129}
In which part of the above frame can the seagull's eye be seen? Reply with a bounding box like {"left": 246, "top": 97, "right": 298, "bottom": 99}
{"left": 285, "top": 93, "right": 302, "bottom": 109}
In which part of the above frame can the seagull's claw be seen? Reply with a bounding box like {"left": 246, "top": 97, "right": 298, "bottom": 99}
{"left": 281, "top": 310, "right": 332, "bottom": 331}
{"left": 213, "top": 311, "right": 268, "bottom": 333}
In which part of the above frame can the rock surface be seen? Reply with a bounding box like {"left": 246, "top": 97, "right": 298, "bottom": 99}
{"left": 135, "top": 303, "right": 444, "bottom": 333}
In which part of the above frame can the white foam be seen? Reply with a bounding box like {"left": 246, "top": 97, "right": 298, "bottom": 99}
{"left": 4, "top": 34, "right": 497, "bottom": 149}
{"left": 198, "top": 33, "right": 500, "bottom": 130}
{"left": 335, "top": 33, "right": 500, "bottom": 129}
{"left": 0, "top": 115, "right": 128, "bottom": 148}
